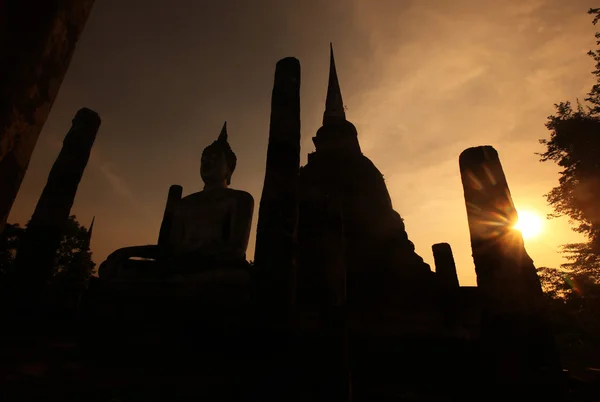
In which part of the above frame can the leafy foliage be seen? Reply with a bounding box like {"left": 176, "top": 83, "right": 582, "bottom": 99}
{"left": 539, "top": 9, "right": 600, "bottom": 271}
{"left": 537, "top": 11, "right": 600, "bottom": 372}
{"left": 537, "top": 266, "right": 576, "bottom": 299}
{"left": 538, "top": 266, "right": 600, "bottom": 366}
{"left": 0, "top": 223, "right": 25, "bottom": 278}
{"left": 0, "top": 215, "right": 95, "bottom": 286}
{"left": 560, "top": 242, "right": 600, "bottom": 282}
{"left": 52, "top": 215, "right": 95, "bottom": 283}
{"left": 585, "top": 8, "right": 600, "bottom": 114}
{"left": 539, "top": 103, "right": 600, "bottom": 242}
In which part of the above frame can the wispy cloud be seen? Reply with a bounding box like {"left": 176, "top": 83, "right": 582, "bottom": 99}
{"left": 339, "top": 0, "right": 596, "bottom": 282}
{"left": 28, "top": 0, "right": 596, "bottom": 281}
{"left": 45, "top": 133, "right": 153, "bottom": 217}
{"left": 87, "top": 151, "right": 155, "bottom": 218}
{"left": 97, "top": 162, "right": 136, "bottom": 203}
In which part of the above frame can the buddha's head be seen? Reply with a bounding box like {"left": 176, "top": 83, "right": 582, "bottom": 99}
{"left": 201, "top": 122, "right": 237, "bottom": 187}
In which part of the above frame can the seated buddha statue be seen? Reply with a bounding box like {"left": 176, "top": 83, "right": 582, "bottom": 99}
{"left": 98, "top": 123, "right": 254, "bottom": 282}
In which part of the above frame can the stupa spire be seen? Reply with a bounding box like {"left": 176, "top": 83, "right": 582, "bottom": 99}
{"left": 88, "top": 216, "right": 95, "bottom": 243}
{"left": 219, "top": 121, "right": 227, "bottom": 142}
{"left": 323, "top": 43, "right": 346, "bottom": 124}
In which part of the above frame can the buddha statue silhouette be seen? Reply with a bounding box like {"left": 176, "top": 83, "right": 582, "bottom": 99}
{"left": 98, "top": 122, "right": 254, "bottom": 281}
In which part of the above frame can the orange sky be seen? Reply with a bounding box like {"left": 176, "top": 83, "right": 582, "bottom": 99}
{"left": 8, "top": 0, "right": 598, "bottom": 285}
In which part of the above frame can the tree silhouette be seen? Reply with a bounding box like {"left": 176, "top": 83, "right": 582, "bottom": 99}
{"left": 537, "top": 266, "right": 574, "bottom": 300}
{"left": 0, "top": 223, "right": 25, "bottom": 279}
{"left": 538, "top": 265, "right": 600, "bottom": 371}
{"left": 50, "top": 215, "right": 95, "bottom": 281}
{"left": 539, "top": 8, "right": 600, "bottom": 272}
{"left": 0, "top": 215, "right": 95, "bottom": 308}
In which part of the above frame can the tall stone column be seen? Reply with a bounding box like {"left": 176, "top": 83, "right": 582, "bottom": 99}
{"left": 157, "top": 185, "right": 183, "bottom": 246}
{"left": 432, "top": 242, "right": 459, "bottom": 289}
{"left": 12, "top": 108, "right": 101, "bottom": 311}
{"left": 459, "top": 146, "right": 563, "bottom": 397}
{"left": 459, "top": 146, "right": 543, "bottom": 313}
{"left": 254, "top": 57, "right": 301, "bottom": 314}
{"left": 0, "top": 0, "right": 96, "bottom": 234}
{"left": 432, "top": 242, "right": 461, "bottom": 334}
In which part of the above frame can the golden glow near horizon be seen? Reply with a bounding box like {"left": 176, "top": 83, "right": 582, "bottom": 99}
{"left": 514, "top": 209, "right": 544, "bottom": 240}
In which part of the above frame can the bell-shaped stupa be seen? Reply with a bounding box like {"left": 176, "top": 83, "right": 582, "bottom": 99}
{"left": 297, "top": 45, "right": 432, "bottom": 306}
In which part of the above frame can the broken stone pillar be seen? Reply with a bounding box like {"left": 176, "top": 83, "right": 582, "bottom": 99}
{"left": 12, "top": 108, "right": 101, "bottom": 311}
{"left": 157, "top": 185, "right": 183, "bottom": 246}
{"left": 254, "top": 57, "right": 301, "bottom": 314}
{"left": 432, "top": 243, "right": 459, "bottom": 288}
{"left": 459, "top": 146, "right": 543, "bottom": 313}
{"left": 459, "top": 146, "right": 563, "bottom": 396}
{"left": 0, "top": 1, "right": 96, "bottom": 234}
{"left": 432, "top": 242, "right": 460, "bottom": 334}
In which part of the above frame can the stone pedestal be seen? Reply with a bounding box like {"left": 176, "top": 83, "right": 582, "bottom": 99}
{"left": 88, "top": 266, "right": 254, "bottom": 327}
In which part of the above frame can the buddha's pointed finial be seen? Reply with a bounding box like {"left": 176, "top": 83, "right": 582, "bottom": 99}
{"left": 87, "top": 216, "right": 95, "bottom": 247}
{"left": 218, "top": 121, "right": 228, "bottom": 142}
{"left": 204, "top": 121, "right": 237, "bottom": 185}
{"left": 323, "top": 43, "right": 346, "bottom": 125}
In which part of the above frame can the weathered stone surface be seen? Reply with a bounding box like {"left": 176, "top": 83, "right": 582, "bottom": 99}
{"left": 459, "top": 145, "right": 563, "bottom": 394}
{"left": 432, "top": 242, "right": 459, "bottom": 288}
{"left": 432, "top": 243, "right": 462, "bottom": 335}
{"left": 254, "top": 57, "right": 301, "bottom": 312}
{"left": 12, "top": 108, "right": 100, "bottom": 308}
{"left": 459, "top": 146, "right": 543, "bottom": 314}
{"left": 0, "top": 0, "right": 96, "bottom": 233}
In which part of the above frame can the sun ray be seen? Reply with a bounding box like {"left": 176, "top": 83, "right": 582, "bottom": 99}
{"left": 514, "top": 210, "right": 543, "bottom": 239}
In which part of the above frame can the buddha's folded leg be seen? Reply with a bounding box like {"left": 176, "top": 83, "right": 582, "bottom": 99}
{"left": 120, "top": 258, "right": 162, "bottom": 278}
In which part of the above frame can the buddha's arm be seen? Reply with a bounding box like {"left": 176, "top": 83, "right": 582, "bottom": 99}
{"left": 100, "top": 244, "right": 164, "bottom": 279}
{"left": 106, "top": 244, "right": 164, "bottom": 261}
{"left": 102, "top": 213, "right": 184, "bottom": 263}
{"left": 211, "top": 192, "right": 254, "bottom": 260}
{"left": 231, "top": 193, "right": 254, "bottom": 258}
{"left": 166, "top": 209, "right": 185, "bottom": 255}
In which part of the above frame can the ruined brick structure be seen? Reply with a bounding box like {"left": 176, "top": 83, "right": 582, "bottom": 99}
{"left": 0, "top": 47, "right": 566, "bottom": 401}
{"left": 297, "top": 45, "right": 432, "bottom": 308}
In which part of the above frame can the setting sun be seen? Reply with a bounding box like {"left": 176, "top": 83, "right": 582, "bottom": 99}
{"left": 514, "top": 210, "right": 544, "bottom": 240}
